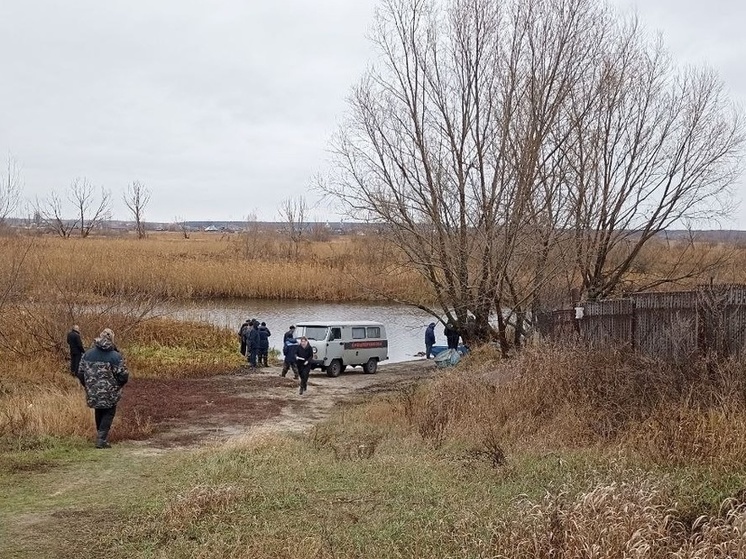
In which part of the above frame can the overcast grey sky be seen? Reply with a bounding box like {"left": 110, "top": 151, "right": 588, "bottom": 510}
{"left": 1, "top": 0, "right": 744, "bottom": 225}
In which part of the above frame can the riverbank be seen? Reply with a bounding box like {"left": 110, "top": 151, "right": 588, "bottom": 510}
{"left": 3, "top": 350, "right": 746, "bottom": 557}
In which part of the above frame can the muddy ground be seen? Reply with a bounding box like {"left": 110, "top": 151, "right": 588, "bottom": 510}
{"left": 117, "top": 359, "right": 437, "bottom": 447}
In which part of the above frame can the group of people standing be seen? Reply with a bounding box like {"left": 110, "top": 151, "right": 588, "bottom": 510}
{"left": 424, "top": 321, "right": 461, "bottom": 359}
{"left": 67, "top": 325, "right": 128, "bottom": 449}
{"left": 238, "top": 318, "right": 271, "bottom": 368}
{"left": 66, "top": 317, "right": 315, "bottom": 450}
{"left": 238, "top": 322, "right": 314, "bottom": 395}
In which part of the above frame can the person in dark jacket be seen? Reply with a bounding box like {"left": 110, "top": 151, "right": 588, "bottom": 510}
{"left": 281, "top": 337, "right": 299, "bottom": 379}
{"left": 258, "top": 322, "right": 271, "bottom": 367}
{"left": 238, "top": 319, "right": 251, "bottom": 356}
{"left": 283, "top": 325, "right": 296, "bottom": 344}
{"left": 295, "top": 336, "right": 314, "bottom": 395}
{"left": 67, "top": 325, "right": 85, "bottom": 379}
{"left": 444, "top": 323, "right": 460, "bottom": 350}
{"left": 244, "top": 321, "right": 260, "bottom": 368}
{"left": 77, "top": 328, "right": 128, "bottom": 449}
{"left": 424, "top": 322, "right": 436, "bottom": 359}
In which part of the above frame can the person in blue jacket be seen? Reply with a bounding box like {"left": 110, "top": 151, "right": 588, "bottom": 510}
{"left": 281, "top": 337, "right": 299, "bottom": 379}
{"left": 425, "top": 322, "right": 436, "bottom": 359}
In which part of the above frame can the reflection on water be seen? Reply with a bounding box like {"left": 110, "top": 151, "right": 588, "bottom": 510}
{"left": 163, "top": 299, "right": 436, "bottom": 364}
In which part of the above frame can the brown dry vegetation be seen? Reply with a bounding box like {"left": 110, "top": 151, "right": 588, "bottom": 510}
{"left": 5, "top": 230, "right": 746, "bottom": 556}
{"left": 5, "top": 338, "right": 746, "bottom": 556}
{"left": 3, "top": 231, "right": 746, "bottom": 308}
{"left": 382, "top": 344, "right": 746, "bottom": 468}
{"left": 51, "top": 343, "right": 746, "bottom": 558}
{"left": 0, "top": 316, "right": 245, "bottom": 441}
{"left": 0, "top": 231, "right": 430, "bottom": 302}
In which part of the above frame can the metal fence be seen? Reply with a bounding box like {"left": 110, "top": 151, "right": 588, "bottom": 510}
{"left": 535, "top": 285, "right": 746, "bottom": 361}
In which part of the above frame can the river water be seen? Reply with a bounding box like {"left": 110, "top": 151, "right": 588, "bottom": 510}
{"left": 164, "top": 299, "right": 437, "bottom": 364}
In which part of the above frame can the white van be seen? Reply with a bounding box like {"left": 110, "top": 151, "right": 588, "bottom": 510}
{"left": 292, "top": 321, "right": 388, "bottom": 377}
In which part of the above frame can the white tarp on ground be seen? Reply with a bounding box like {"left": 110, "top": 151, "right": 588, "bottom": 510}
{"left": 434, "top": 348, "right": 461, "bottom": 368}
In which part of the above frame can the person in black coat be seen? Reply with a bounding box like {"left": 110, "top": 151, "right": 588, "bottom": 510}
{"left": 238, "top": 319, "right": 251, "bottom": 356}
{"left": 67, "top": 325, "right": 85, "bottom": 380}
{"left": 283, "top": 325, "right": 296, "bottom": 344}
{"left": 244, "top": 321, "right": 260, "bottom": 368}
{"left": 295, "top": 336, "right": 314, "bottom": 395}
{"left": 258, "top": 322, "right": 271, "bottom": 367}
{"left": 444, "top": 323, "right": 460, "bottom": 350}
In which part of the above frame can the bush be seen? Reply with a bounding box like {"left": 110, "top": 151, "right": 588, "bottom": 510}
{"left": 374, "top": 345, "right": 746, "bottom": 468}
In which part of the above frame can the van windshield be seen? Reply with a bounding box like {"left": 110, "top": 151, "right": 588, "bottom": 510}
{"left": 295, "top": 326, "right": 329, "bottom": 341}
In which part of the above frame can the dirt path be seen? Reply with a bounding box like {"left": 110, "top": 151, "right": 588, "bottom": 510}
{"left": 0, "top": 360, "right": 440, "bottom": 558}
{"left": 120, "top": 359, "right": 437, "bottom": 449}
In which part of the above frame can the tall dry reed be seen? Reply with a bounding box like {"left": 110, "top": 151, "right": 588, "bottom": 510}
{"left": 494, "top": 479, "right": 746, "bottom": 558}
{"left": 0, "top": 232, "right": 430, "bottom": 303}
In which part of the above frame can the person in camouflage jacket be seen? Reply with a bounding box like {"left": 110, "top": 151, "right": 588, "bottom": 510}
{"left": 77, "top": 328, "right": 129, "bottom": 449}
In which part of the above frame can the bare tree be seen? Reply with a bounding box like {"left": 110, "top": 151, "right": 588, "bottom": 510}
{"left": 69, "top": 177, "right": 111, "bottom": 238}
{"left": 236, "top": 211, "right": 272, "bottom": 259}
{"left": 123, "top": 180, "right": 151, "bottom": 239}
{"left": 327, "top": 0, "right": 744, "bottom": 350}
{"left": 34, "top": 178, "right": 112, "bottom": 238}
{"left": 328, "top": 0, "right": 606, "bottom": 349}
{"left": 34, "top": 191, "right": 78, "bottom": 238}
{"left": 173, "top": 216, "right": 190, "bottom": 239}
{"left": 561, "top": 26, "right": 744, "bottom": 300}
{"left": 278, "top": 195, "right": 307, "bottom": 259}
{"left": 0, "top": 155, "right": 22, "bottom": 226}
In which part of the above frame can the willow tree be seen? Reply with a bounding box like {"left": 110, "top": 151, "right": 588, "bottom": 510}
{"left": 329, "top": 0, "right": 743, "bottom": 349}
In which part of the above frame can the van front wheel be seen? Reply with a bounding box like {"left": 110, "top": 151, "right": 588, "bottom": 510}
{"left": 362, "top": 358, "right": 378, "bottom": 374}
{"left": 327, "top": 359, "right": 343, "bottom": 377}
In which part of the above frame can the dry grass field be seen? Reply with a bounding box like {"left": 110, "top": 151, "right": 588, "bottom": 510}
{"left": 4, "top": 230, "right": 746, "bottom": 557}
{"left": 0, "top": 231, "right": 430, "bottom": 302}
{"left": 4, "top": 346, "right": 746, "bottom": 557}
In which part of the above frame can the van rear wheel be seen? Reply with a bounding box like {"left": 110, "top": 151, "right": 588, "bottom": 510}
{"left": 327, "top": 359, "right": 343, "bottom": 377}
{"left": 362, "top": 358, "right": 378, "bottom": 374}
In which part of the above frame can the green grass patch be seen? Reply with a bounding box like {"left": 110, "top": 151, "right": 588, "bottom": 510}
{"left": 6, "top": 347, "right": 746, "bottom": 557}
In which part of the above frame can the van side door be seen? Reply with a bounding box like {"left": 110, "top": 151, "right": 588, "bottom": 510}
{"left": 327, "top": 327, "right": 344, "bottom": 362}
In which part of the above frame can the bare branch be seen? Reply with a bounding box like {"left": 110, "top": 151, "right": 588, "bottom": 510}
{"left": 278, "top": 195, "right": 308, "bottom": 260}
{"left": 69, "top": 177, "right": 111, "bottom": 238}
{"left": 0, "top": 155, "right": 22, "bottom": 226}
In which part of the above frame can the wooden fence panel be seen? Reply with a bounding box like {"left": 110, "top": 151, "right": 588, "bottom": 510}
{"left": 581, "top": 299, "right": 634, "bottom": 348}
{"left": 631, "top": 292, "right": 699, "bottom": 361}
{"left": 537, "top": 285, "right": 746, "bottom": 361}
{"left": 535, "top": 309, "right": 576, "bottom": 341}
{"left": 697, "top": 285, "right": 746, "bottom": 359}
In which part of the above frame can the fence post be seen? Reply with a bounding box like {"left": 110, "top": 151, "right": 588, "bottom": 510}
{"left": 571, "top": 288, "right": 581, "bottom": 335}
